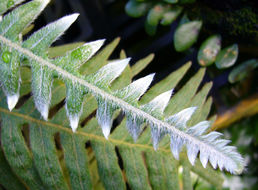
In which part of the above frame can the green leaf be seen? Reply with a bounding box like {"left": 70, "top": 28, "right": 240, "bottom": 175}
{"left": 30, "top": 123, "right": 70, "bottom": 190}
{"left": 215, "top": 44, "right": 238, "bottom": 69}
{"left": 180, "top": 0, "right": 196, "bottom": 3}
{"left": 21, "top": 24, "right": 34, "bottom": 36}
{"left": 174, "top": 20, "right": 202, "bottom": 52}
{"left": 0, "top": 114, "right": 45, "bottom": 189}
{"left": 119, "top": 147, "right": 152, "bottom": 190}
{"left": 140, "top": 61, "right": 191, "bottom": 104}
{"left": 145, "top": 152, "right": 180, "bottom": 190}
{"left": 131, "top": 53, "right": 154, "bottom": 76}
{"left": 228, "top": 59, "right": 258, "bottom": 83}
{"left": 91, "top": 139, "right": 126, "bottom": 190}
{"left": 23, "top": 14, "right": 79, "bottom": 55}
{"left": 165, "top": 68, "right": 205, "bottom": 115}
{"left": 0, "top": 0, "right": 50, "bottom": 111}
{"left": 1, "top": 28, "right": 243, "bottom": 173}
{"left": 182, "top": 165, "right": 192, "bottom": 190}
{"left": 0, "top": 0, "right": 49, "bottom": 39}
{"left": 164, "top": 0, "right": 178, "bottom": 3}
{"left": 80, "top": 37, "right": 120, "bottom": 75}
{"left": 0, "top": 147, "right": 26, "bottom": 190}
{"left": 125, "top": 0, "right": 150, "bottom": 18}
{"left": 145, "top": 21, "right": 157, "bottom": 36}
{"left": 0, "top": 0, "right": 25, "bottom": 15}
{"left": 198, "top": 35, "right": 221, "bottom": 66}
{"left": 60, "top": 133, "right": 92, "bottom": 190}
{"left": 0, "top": 87, "right": 224, "bottom": 190}
{"left": 161, "top": 6, "right": 182, "bottom": 26}
{"left": 48, "top": 42, "right": 85, "bottom": 58}
{"left": 147, "top": 4, "right": 164, "bottom": 26}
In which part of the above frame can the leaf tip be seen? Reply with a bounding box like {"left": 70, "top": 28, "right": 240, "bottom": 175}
{"left": 138, "top": 72, "right": 155, "bottom": 88}
{"left": 102, "top": 125, "right": 110, "bottom": 139}
{"left": 69, "top": 115, "right": 79, "bottom": 132}
{"left": 153, "top": 143, "right": 158, "bottom": 151}
{"left": 63, "top": 13, "right": 80, "bottom": 25}
{"left": 7, "top": 93, "right": 19, "bottom": 111}
{"left": 40, "top": 104, "right": 49, "bottom": 120}
{"left": 86, "top": 39, "right": 106, "bottom": 56}
{"left": 109, "top": 57, "right": 130, "bottom": 69}
{"left": 38, "top": 0, "right": 51, "bottom": 10}
{"left": 165, "top": 89, "right": 174, "bottom": 99}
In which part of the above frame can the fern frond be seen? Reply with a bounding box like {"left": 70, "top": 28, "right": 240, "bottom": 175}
{"left": 0, "top": 0, "right": 244, "bottom": 175}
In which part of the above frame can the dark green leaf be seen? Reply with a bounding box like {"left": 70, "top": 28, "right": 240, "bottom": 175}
{"left": 228, "top": 59, "right": 258, "bottom": 83}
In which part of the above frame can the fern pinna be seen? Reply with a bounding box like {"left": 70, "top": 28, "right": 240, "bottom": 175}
{"left": 0, "top": 0, "right": 244, "bottom": 189}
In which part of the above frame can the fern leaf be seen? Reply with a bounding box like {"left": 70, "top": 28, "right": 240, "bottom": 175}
{"left": 142, "top": 90, "right": 173, "bottom": 149}
{"left": 0, "top": 63, "right": 224, "bottom": 190}
{"left": 23, "top": 14, "right": 79, "bottom": 120}
{"left": 115, "top": 73, "right": 155, "bottom": 103}
{"left": 0, "top": 0, "right": 49, "bottom": 111}
{"left": 166, "top": 107, "right": 197, "bottom": 131}
{"left": 0, "top": 0, "right": 25, "bottom": 15}
{"left": 114, "top": 73, "right": 155, "bottom": 140}
{"left": 0, "top": 144, "right": 27, "bottom": 190}
{"left": 0, "top": 1, "right": 244, "bottom": 176}
{"left": 55, "top": 39, "right": 105, "bottom": 131}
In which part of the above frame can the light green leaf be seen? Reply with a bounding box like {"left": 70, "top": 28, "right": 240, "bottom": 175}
{"left": 215, "top": 44, "right": 238, "bottom": 69}
{"left": 0, "top": 0, "right": 49, "bottom": 38}
{"left": 147, "top": 4, "right": 164, "bottom": 26}
{"left": 0, "top": 0, "right": 50, "bottom": 111}
{"left": 0, "top": 0, "right": 25, "bottom": 15}
{"left": 174, "top": 20, "right": 202, "bottom": 52}
{"left": 131, "top": 53, "right": 154, "bottom": 76}
{"left": 0, "top": 148, "right": 26, "bottom": 190}
{"left": 161, "top": 6, "right": 182, "bottom": 26}
{"left": 198, "top": 35, "right": 221, "bottom": 66}
{"left": 48, "top": 42, "right": 85, "bottom": 58}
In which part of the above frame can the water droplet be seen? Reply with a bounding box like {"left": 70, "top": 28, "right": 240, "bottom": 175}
{"left": 7, "top": 0, "right": 14, "bottom": 8}
{"left": 2, "top": 51, "right": 11, "bottom": 63}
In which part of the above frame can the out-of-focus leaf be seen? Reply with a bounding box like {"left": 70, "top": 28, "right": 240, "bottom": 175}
{"left": 161, "top": 6, "right": 182, "bottom": 26}
{"left": 215, "top": 44, "right": 238, "bottom": 69}
{"left": 164, "top": 0, "right": 178, "bottom": 3}
{"left": 198, "top": 35, "right": 221, "bottom": 66}
{"left": 179, "top": 14, "right": 190, "bottom": 25}
{"left": 174, "top": 20, "right": 202, "bottom": 52}
{"left": 125, "top": 0, "right": 150, "bottom": 18}
{"left": 180, "top": 0, "right": 196, "bottom": 3}
{"left": 145, "top": 21, "right": 157, "bottom": 36}
{"left": 228, "top": 59, "right": 258, "bottom": 83}
{"left": 147, "top": 4, "right": 164, "bottom": 26}
{"left": 212, "top": 94, "right": 258, "bottom": 130}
